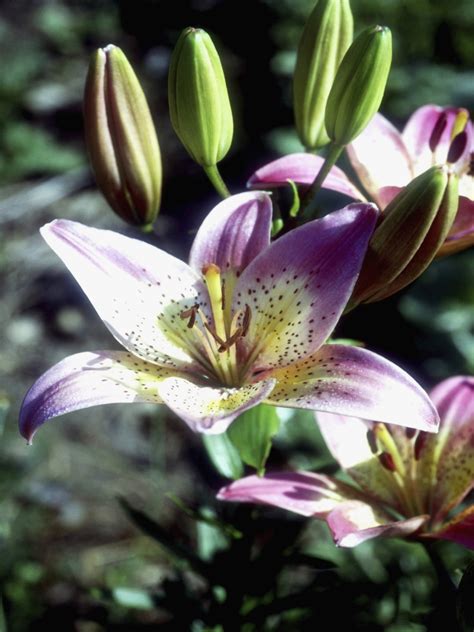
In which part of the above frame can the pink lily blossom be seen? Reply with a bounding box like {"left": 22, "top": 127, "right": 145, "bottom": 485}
{"left": 219, "top": 376, "right": 474, "bottom": 549}
{"left": 248, "top": 105, "right": 474, "bottom": 256}
{"left": 20, "top": 192, "right": 438, "bottom": 442}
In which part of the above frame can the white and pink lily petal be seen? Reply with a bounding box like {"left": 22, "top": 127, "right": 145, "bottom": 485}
{"left": 217, "top": 472, "right": 428, "bottom": 548}
{"left": 19, "top": 350, "right": 277, "bottom": 442}
{"left": 247, "top": 153, "right": 366, "bottom": 202}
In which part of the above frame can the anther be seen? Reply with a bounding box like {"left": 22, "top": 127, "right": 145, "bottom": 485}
{"left": 378, "top": 451, "right": 396, "bottom": 472}
{"left": 218, "top": 327, "right": 243, "bottom": 352}
{"left": 366, "top": 428, "right": 378, "bottom": 454}
{"left": 180, "top": 303, "right": 199, "bottom": 328}
{"left": 221, "top": 278, "right": 226, "bottom": 311}
{"left": 447, "top": 130, "right": 468, "bottom": 164}
{"left": 414, "top": 431, "right": 428, "bottom": 460}
{"left": 405, "top": 427, "right": 417, "bottom": 440}
{"left": 429, "top": 112, "right": 448, "bottom": 153}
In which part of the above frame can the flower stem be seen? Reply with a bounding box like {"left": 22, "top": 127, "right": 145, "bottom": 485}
{"left": 204, "top": 164, "right": 231, "bottom": 198}
{"left": 424, "top": 541, "right": 456, "bottom": 593}
{"left": 300, "top": 142, "right": 344, "bottom": 217}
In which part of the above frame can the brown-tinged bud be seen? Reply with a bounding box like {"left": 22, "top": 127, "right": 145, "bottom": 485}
{"left": 350, "top": 165, "right": 459, "bottom": 306}
{"left": 84, "top": 45, "right": 162, "bottom": 229}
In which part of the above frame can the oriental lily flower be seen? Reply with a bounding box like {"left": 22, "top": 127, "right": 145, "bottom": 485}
{"left": 219, "top": 376, "right": 474, "bottom": 549}
{"left": 20, "top": 192, "right": 438, "bottom": 442}
{"left": 249, "top": 105, "right": 474, "bottom": 256}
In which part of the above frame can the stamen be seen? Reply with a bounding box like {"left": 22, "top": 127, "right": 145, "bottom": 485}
{"left": 414, "top": 431, "right": 428, "bottom": 460}
{"left": 180, "top": 303, "right": 199, "bottom": 329}
{"left": 241, "top": 304, "right": 251, "bottom": 337}
{"left": 451, "top": 109, "right": 469, "bottom": 141}
{"left": 405, "top": 427, "right": 417, "bottom": 440}
{"left": 429, "top": 112, "right": 447, "bottom": 153}
{"left": 373, "top": 423, "right": 405, "bottom": 475}
{"left": 379, "top": 452, "right": 396, "bottom": 472}
{"left": 221, "top": 278, "right": 226, "bottom": 311}
{"left": 447, "top": 130, "right": 468, "bottom": 164}
{"left": 204, "top": 322, "right": 227, "bottom": 349}
{"left": 366, "top": 428, "right": 378, "bottom": 454}
{"left": 217, "top": 327, "right": 243, "bottom": 353}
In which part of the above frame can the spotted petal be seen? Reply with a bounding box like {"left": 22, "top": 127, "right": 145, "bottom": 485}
{"left": 266, "top": 344, "right": 438, "bottom": 432}
{"left": 158, "top": 376, "right": 276, "bottom": 434}
{"left": 19, "top": 351, "right": 182, "bottom": 443}
{"left": 234, "top": 204, "right": 378, "bottom": 370}
{"left": 247, "top": 153, "right": 365, "bottom": 201}
{"left": 423, "top": 376, "right": 474, "bottom": 519}
{"left": 189, "top": 191, "right": 272, "bottom": 278}
{"left": 327, "top": 501, "right": 428, "bottom": 547}
{"left": 217, "top": 471, "right": 360, "bottom": 516}
{"left": 41, "top": 220, "right": 208, "bottom": 369}
{"left": 347, "top": 113, "right": 413, "bottom": 205}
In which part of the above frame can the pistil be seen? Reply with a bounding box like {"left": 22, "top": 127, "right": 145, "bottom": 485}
{"left": 178, "top": 265, "right": 252, "bottom": 387}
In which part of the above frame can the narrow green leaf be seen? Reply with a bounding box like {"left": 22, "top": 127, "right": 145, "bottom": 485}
{"left": 228, "top": 404, "right": 280, "bottom": 475}
{"left": 0, "top": 596, "right": 6, "bottom": 632}
{"left": 112, "top": 587, "right": 154, "bottom": 610}
{"left": 287, "top": 179, "right": 301, "bottom": 218}
{"left": 202, "top": 433, "right": 244, "bottom": 480}
{"left": 457, "top": 560, "right": 474, "bottom": 632}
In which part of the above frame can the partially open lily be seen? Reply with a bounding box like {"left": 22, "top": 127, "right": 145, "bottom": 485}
{"left": 20, "top": 192, "right": 439, "bottom": 442}
{"left": 219, "top": 376, "right": 474, "bottom": 549}
{"left": 248, "top": 105, "right": 474, "bottom": 256}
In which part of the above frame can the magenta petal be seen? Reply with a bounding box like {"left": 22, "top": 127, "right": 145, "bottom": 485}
{"left": 247, "top": 153, "right": 365, "bottom": 201}
{"left": 347, "top": 113, "right": 413, "bottom": 204}
{"left": 40, "top": 220, "right": 206, "bottom": 368}
{"left": 189, "top": 192, "right": 272, "bottom": 276}
{"left": 218, "top": 471, "right": 351, "bottom": 516}
{"left": 437, "top": 195, "right": 474, "bottom": 256}
{"left": 235, "top": 203, "right": 378, "bottom": 369}
{"left": 268, "top": 344, "right": 439, "bottom": 432}
{"left": 327, "top": 502, "right": 428, "bottom": 547}
{"left": 403, "top": 105, "right": 473, "bottom": 173}
{"left": 430, "top": 505, "right": 474, "bottom": 549}
{"left": 19, "top": 351, "right": 177, "bottom": 443}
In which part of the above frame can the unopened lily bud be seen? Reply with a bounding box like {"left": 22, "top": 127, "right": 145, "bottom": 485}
{"left": 294, "top": 0, "right": 353, "bottom": 150}
{"left": 168, "top": 28, "right": 233, "bottom": 167}
{"left": 84, "top": 46, "right": 162, "bottom": 229}
{"left": 350, "top": 165, "right": 459, "bottom": 305}
{"left": 325, "top": 25, "right": 392, "bottom": 145}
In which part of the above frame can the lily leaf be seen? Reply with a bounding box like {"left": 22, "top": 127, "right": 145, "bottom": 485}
{"left": 202, "top": 433, "right": 244, "bottom": 480}
{"left": 228, "top": 404, "right": 280, "bottom": 476}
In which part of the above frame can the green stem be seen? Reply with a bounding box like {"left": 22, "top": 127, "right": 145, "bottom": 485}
{"left": 204, "top": 164, "right": 231, "bottom": 198}
{"left": 300, "top": 142, "right": 344, "bottom": 217}
{"left": 424, "top": 541, "right": 456, "bottom": 593}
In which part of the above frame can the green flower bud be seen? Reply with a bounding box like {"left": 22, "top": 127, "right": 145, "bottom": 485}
{"left": 168, "top": 27, "right": 233, "bottom": 167}
{"left": 325, "top": 25, "right": 392, "bottom": 145}
{"left": 350, "top": 166, "right": 459, "bottom": 306}
{"left": 294, "top": 0, "right": 353, "bottom": 150}
{"left": 83, "top": 45, "right": 162, "bottom": 229}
